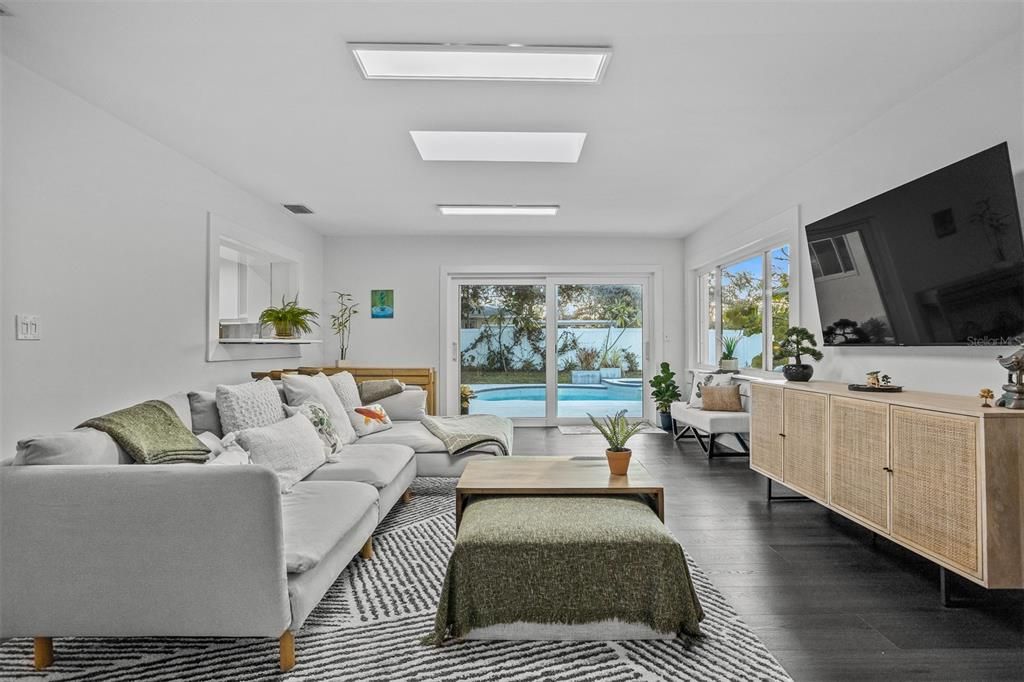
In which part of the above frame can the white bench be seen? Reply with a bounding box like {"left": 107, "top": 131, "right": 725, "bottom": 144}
{"left": 669, "top": 377, "right": 751, "bottom": 458}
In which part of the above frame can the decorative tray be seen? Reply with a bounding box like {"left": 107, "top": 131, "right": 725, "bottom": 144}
{"left": 848, "top": 384, "right": 903, "bottom": 393}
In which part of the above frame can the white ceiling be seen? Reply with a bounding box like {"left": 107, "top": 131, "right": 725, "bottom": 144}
{"left": 2, "top": 1, "right": 1020, "bottom": 237}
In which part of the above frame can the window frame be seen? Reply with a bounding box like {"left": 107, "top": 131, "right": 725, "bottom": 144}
{"left": 696, "top": 240, "right": 793, "bottom": 373}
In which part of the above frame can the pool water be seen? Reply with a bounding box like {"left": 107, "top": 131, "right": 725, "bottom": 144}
{"left": 474, "top": 384, "right": 642, "bottom": 402}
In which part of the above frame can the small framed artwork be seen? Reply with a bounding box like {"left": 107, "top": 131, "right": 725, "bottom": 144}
{"left": 932, "top": 208, "right": 956, "bottom": 238}
{"left": 370, "top": 289, "right": 394, "bottom": 319}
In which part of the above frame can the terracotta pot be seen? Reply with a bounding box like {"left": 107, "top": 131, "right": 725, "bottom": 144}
{"left": 606, "top": 448, "right": 632, "bottom": 475}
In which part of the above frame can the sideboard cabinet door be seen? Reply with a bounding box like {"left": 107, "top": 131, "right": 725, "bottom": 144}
{"left": 891, "top": 407, "right": 980, "bottom": 577}
{"left": 750, "top": 383, "right": 784, "bottom": 479}
{"left": 829, "top": 396, "right": 890, "bottom": 533}
{"left": 782, "top": 389, "right": 828, "bottom": 502}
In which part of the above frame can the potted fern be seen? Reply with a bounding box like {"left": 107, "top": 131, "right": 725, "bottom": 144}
{"left": 720, "top": 333, "right": 742, "bottom": 371}
{"left": 329, "top": 291, "right": 358, "bottom": 366}
{"left": 777, "top": 326, "right": 824, "bottom": 381}
{"left": 588, "top": 410, "right": 645, "bottom": 475}
{"left": 259, "top": 294, "right": 319, "bottom": 339}
{"left": 649, "top": 362, "right": 682, "bottom": 430}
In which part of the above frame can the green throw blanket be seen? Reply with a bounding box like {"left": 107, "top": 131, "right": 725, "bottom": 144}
{"left": 80, "top": 400, "right": 210, "bottom": 464}
{"left": 430, "top": 495, "right": 704, "bottom": 644}
{"left": 421, "top": 414, "right": 513, "bottom": 457}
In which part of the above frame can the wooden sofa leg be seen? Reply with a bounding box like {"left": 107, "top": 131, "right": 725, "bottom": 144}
{"left": 279, "top": 631, "right": 295, "bottom": 672}
{"left": 402, "top": 488, "right": 413, "bottom": 503}
{"left": 360, "top": 536, "right": 374, "bottom": 560}
{"left": 33, "top": 637, "right": 53, "bottom": 671}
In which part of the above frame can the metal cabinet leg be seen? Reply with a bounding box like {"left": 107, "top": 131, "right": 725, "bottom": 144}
{"left": 766, "top": 477, "right": 811, "bottom": 502}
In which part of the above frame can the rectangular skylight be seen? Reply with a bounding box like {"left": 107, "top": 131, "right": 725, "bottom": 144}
{"left": 349, "top": 43, "right": 611, "bottom": 83}
{"left": 410, "top": 131, "right": 586, "bottom": 163}
{"left": 438, "top": 205, "right": 559, "bottom": 216}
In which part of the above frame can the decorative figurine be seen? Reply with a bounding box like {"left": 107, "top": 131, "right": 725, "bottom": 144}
{"left": 881, "top": 374, "right": 892, "bottom": 386}
{"left": 996, "top": 347, "right": 1024, "bottom": 409}
{"left": 979, "top": 388, "right": 995, "bottom": 408}
{"left": 865, "top": 371, "right": 882, "bottom": 388}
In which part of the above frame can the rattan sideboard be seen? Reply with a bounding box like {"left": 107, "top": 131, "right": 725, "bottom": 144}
{"left": 750, "top": 380, "right": 1024, "bottom": 593}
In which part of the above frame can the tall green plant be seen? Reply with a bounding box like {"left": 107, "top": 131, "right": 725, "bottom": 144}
{"left": 259, "top": 294, "right": 319, "bottom": 338}
{"left": 329, "top": 291, "right": 358, "bottom": 360}
{"left": 649, "top": 362, "right": 682, "bottom": 413}
{"left": 588, "top": 410, "right": 645, "bottom": 452}
{"left": 721, "top": 333, "right": 743, "bottom": 361}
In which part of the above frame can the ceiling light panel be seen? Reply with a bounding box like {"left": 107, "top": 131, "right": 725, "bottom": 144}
{"left": 349, "top": 43, "right": 611, "bottom": 83}
{"left": 410, "top": 131, "right": 586, "bottom": 163}
{"left": 438, "top": 205, "right": 559, "bottom": 216}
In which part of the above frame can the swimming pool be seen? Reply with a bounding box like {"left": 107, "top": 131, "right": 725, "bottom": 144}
{"left": 474, "top": 383, "right": 643, "bottom": 402}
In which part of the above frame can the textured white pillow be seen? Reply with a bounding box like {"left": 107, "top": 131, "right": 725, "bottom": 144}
{"left": 376, "top": 389, "right": 427, "bottom": 422}
{"left": 284, "top": 401, "right": 342, "bottom": 461}
{"left": 329, "top": 372, "right": 362, "bottom": 411}
{"left": 236, "top": 415, "right": 325, "bottom": 492}
{"left": 349, "top": 404, "right": 393, "bottom": 437}
{"left": 282, "top": 373, "right": 357, "bottom": 445}
{"left": 689, "top": 372, "right": 734, "bottom": 409}
{"left": 216, "top": 377, "right": 286, "bottom": 434}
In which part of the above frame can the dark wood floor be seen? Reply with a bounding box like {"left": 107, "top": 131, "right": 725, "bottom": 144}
{"left": 513, "top": 427, "right": 1024, "bottom": 682}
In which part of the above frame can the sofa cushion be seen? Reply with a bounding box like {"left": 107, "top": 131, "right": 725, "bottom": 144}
{"left": 303, "top": 443, "right": 415, "bottom": 488}
{"left": 356, "top": 420, "right": 446, "bottom": 452}
{"left": 358, "top": 378, "right": 404, "bottom": 404}
{"left": 282, "top": 481, "right": 379, "bottom": 573}
{"left": 328, "top": 371, "right": 362, "bottom": 411}
{"left": 216, "top": 377, "right": 286, "bottom": 434}
{"left": 236, "top": 414, "right": 325, "bottom": 492}
{"left": 14, "top": 428, "right": 133, "bottom": 466}
{"left": 376, "top": 388, "right": 427, "bottom": 422}
{"left": 671, "top": 403, "right": 750, "bottom": 434}
{"left": 282, "top": 373, "right": 357, "bottom": 445}
{"left": 188, "top": 390, "right": 223, "bottom": 437}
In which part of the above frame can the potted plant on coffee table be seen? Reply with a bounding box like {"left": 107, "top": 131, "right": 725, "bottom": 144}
{"left": 720, "top": 333, "right": 742, "bottom": 372}
{"left": 777, "top": 326, "right": 824, "bottom": 381}
{"left": 259, "top": 294, "right": 319, "bottom": 339}
{"left": 649, "top": 361, "right": 682, "bottom": 430}
{"left": 588, "top": 409, "right": 645, "bottom": 475}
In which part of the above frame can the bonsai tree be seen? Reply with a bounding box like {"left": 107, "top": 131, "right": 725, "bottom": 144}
{"left": 649, "top": 362, "right": 682, "bottom": 429}
{"left": 329, "top": 291, "right": 359, "bottom": 361}
{"left": 259, "top": 294, "right": 319, "bottom": 338}
{"left": 776, "top": 326, "right": 824, "bottom": 366}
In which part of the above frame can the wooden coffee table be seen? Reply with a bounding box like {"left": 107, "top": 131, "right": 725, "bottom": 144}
{"left": 454, "top": 456, "right": 664, "bottom": 529}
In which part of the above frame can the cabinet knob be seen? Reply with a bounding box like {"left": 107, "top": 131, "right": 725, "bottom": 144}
{"left": 778, "top": 433, "right": 786, "bottom": 438}
{"left": 883, "top": 467, "right": 893, "bottom": 473}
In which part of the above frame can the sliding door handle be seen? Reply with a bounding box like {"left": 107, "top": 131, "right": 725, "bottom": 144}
{"left": 451, "top": 341, "right": 458, "bottom": 362}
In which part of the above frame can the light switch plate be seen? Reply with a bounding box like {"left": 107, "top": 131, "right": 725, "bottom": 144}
{"left": 15, "top": 314, "right": 40, "bottom": 340}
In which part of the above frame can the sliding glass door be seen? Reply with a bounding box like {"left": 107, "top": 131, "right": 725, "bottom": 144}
{"left": 450, "top": 274, "right": 650, "bottom": 424}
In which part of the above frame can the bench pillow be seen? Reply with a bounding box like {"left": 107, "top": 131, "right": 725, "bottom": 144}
{"left": 689, "top": 372, "right": 733, "bottom": 409}
{"left": 700, "top": 385, "right": 743, "bottom": 412}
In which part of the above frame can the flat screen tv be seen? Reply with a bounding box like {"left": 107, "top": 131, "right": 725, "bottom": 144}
{"left": 805, "top": 142, "right": 1023, "bottom": 346}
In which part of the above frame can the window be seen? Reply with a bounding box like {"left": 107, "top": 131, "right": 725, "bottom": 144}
{"left": 809, "top": 235, "right": 857, "bottom": 279}
{"left": 697, "top": 244, "right": 790, "bottom": 372}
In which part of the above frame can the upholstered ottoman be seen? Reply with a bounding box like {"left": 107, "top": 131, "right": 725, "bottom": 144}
{"left": 430, "top": 495, "right": 704, "bottom": 643}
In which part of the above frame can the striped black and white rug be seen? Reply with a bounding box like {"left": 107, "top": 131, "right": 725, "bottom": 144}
{"left": 0, "top": 478, "right": 792, "bottom": 681}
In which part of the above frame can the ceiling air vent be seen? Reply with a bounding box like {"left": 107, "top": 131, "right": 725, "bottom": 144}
{"left": 283, "top": 204, "right": 314, "bottom": 215}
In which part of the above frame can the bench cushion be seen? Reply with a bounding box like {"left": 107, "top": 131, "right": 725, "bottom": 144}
{"left": 302, "top": 443, "right": 415, "bottom": 489}
{"left": 671, "top": 403, "right": 750, "bottom": 434}
{"left": 282, "top": 481, "right": 378, "bottom": 573}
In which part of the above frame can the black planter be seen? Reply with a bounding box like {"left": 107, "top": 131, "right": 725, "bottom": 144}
{"left": 658, "top": 411, "right": 673, "bottom": 431}
{"left": 782, "top": 364, "right": 814, "bottom": 382}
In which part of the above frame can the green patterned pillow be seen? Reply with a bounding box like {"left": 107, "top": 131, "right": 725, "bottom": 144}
{"left": 284, "top": 401, "right": 341, "bottom": 459}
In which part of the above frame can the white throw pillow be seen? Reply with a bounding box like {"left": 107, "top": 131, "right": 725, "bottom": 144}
{"left": 196, "top": 431, "right": 225, "bottom": 460}
{"left": 376, "top": 388, "right": 427, "bottom": 422}
{"left": 216, "top": 377, "right": 286, "bottom": 434}
{"left": 236, "top": 415, "right": 325, "bottom": 492}
{"left": 282, "top": 373, "right": 357, "bottom": 445}
{"left": 329, "top": 371, "right": 362, "bottom": 411}
{"left": 689, "top": 372, "right": 734, "bottom": 409}
{"left": 208, "top": 444, "right": 252, "bottom": 466}
{"left": 349, "top": 404, "right": 393, "bottom": 437}
{"left": 284, "top": 401, "right": 342, "bottom": 460}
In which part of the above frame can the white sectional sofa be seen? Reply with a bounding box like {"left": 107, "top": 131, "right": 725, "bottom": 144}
{"left": 0, "top": 377, "right": 511, "bottom": 672}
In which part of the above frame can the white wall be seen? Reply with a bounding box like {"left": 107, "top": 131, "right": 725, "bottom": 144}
{"left": 1, "top": 58, "right": 325, "bottom": 451}
{"left": 684, "top": 34, "right": 1024, "bottom": 395}
{"left": 322, "top": 235, "right": 685, "bottom": 411}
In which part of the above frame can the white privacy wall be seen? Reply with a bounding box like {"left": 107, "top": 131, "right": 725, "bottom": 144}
{"left": 322, "top": 235, "right": 686, "bottom": 395}
{"left": 1, "top": 59, "right": 325, "bottom": 452}
{"left": 683, "top": 34, "right": 1024, "bottom": 396}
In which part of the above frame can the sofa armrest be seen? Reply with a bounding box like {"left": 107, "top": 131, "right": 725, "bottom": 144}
{"left": 0, "top": 464, "right": 291, "bottom": 638}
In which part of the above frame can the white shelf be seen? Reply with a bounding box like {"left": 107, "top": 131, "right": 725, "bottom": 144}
{"left": 219, "top": 338, "right": 322, "bottom": 345}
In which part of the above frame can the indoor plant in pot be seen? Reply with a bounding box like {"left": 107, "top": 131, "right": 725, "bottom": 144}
{"left": 777, "top": 326, "right": 824, "bottom": 381}
{"left": 329, "top": 291, "right": 358, "bottom": 366}
{"left": 720, "top": 333, "right": 742, "bottom": 371}
{"left": 649, "top": 361, "right": 682, "bottom": 430}
{"left": 588, "top": 409, "right": 645, "bottom": 475}
{"left": 259, "top": 294, "right": 319, "bottom": 339}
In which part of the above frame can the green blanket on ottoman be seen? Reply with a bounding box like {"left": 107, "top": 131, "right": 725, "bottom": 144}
{"left": 430, "top": 495, "right": 704, "bottom": 644}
